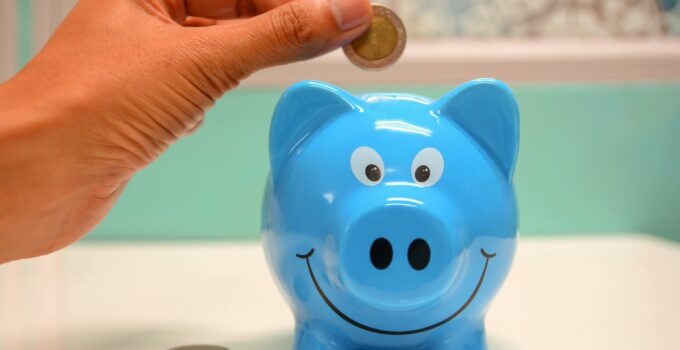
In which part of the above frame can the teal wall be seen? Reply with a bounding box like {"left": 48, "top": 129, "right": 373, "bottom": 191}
{"left": 17, "top": 0, "right": 32, "bottom": 68}
{"left": 87, "top": 83, "right": 680, "bottom": 241}
{"left": 12, "top": 2, "right": 680, "bottom": 241}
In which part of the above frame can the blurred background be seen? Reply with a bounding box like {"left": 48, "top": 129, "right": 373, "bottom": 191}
{"left": 1, "top": 1, "right": 679, "bottom": 349}
{"left": 0, "top": 0, "right": 678, "bottom": 243}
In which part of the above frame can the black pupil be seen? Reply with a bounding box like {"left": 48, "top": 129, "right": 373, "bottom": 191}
{"left": 365, "top": 164, "right": 381, "bottom": 182}
{"left": 415, "top": 165, "right": 430, "bottom": 182}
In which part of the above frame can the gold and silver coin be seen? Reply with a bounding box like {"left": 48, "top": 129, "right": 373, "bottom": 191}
{"left": 343, "top": 4, "right": 406, "bottom": 71}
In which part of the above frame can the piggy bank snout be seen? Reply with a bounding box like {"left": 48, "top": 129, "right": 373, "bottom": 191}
{"left": 368, "top": 236, "right": 431, "bottom": 271}
{"left": 339, "top": 205, "right": 459, "bottom": 309}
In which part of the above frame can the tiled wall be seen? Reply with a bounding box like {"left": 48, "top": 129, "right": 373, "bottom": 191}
{"left": 377, "top": 0, "right": 680, "bottom": 38}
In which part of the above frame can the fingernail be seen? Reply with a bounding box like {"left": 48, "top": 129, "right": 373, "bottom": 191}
{"left": 327, "top": 0, "right": 372, "bottom": 31}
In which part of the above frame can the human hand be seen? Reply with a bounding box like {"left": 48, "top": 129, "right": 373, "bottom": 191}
{"left": 0, "top": 0, "right": 371, "bottom": 263}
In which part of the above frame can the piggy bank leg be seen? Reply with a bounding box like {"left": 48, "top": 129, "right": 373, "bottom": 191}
{"left": 293, "top": 326, "right": 337, "bottom": 350}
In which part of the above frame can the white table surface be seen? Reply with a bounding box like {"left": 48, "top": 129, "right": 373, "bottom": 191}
{"left": 1, "top": 234, "right": 678, "bottom": 350}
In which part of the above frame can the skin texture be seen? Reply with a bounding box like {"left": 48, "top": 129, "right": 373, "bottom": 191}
{"left": 0, "top": 0, "right": 372, "bottom": 264}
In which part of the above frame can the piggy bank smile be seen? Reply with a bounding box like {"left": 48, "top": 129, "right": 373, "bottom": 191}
{"left": 262, "top": 80, "right": 519, "bottom": 349}
{"left": 296, "top": 246, "right": 496, "bottom": 335}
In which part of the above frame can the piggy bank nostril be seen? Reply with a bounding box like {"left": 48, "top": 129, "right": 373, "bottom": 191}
{"left": 408, "top": 238, "right": 431, "bottom": 270}
{"left": 369, "top": 238, "right": 393, "bottom": 270}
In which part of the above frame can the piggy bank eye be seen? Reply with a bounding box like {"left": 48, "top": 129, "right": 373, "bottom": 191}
{"left": 411, "top": 148, "right": 444, "bottom": 186}
{"left": 351, "top": 146, "right": 384, "bottom": 186}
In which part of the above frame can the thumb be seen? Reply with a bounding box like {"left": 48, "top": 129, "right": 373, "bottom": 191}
{"left": 200, "top": 0, "right": 372, "bottom": 77}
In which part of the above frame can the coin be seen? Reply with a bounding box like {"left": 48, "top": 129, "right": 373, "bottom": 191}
{"left": 343, "top": 4, "right": 406, "bottom": 71}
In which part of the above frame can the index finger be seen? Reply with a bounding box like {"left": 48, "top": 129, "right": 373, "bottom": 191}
{"left": 184, "top": 0, "right": 295, "bottom": 19}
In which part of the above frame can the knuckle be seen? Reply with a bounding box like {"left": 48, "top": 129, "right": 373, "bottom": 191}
{"left": 178, "top": 35, "right": 249, "bottom": 90}
{"left": 274, "top": 2, "right": 314, "bottom": 50}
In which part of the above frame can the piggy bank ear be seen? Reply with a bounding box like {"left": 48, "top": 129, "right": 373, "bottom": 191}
{"left": 269, "top": 80, "right": 358, "bottom": 181}
{"left": 433, "top": 78, "right": 519, "bottom": 180}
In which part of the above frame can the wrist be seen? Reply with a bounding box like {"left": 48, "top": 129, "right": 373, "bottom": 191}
{"left": 0, "top": 76, "right": 86, "bottom": 262}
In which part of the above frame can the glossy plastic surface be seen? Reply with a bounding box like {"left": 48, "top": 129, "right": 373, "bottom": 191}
{"left": 262, "top": 79, "right": 519, "bottom": 350}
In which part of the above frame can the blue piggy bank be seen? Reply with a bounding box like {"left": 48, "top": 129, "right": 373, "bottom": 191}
{"left": 262, "top": 79, "right": 519, "bottom": 350}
